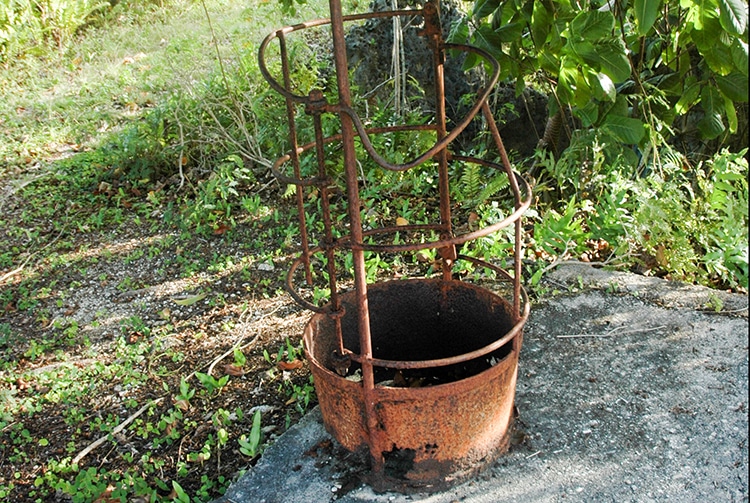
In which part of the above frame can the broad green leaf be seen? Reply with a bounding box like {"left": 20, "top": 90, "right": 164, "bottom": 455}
{"left": 557, "top": 59, "right": 579, "bottom": 104}
{"left": 515, "top": 77, "right": 526, "bottom": 97}
{"left": 605, "top": 94, "right": 630, "bottom": 117}
{"left": 731, "top": 40, "right": 749, "bottom": 76}
{"left": 566, "top": 39, "right": 600, "bottom": 67}
{"left": 697, "top": 111, "right": 726, "bottom": 139}
{"left": 548, "top": 17, "right": 568, "bottom": 52}
{"left": 518, "top": 0, "right": 534, "bottom": 21}
{"left": 495, "top": 22, "right": 524, "bottom": 43}
{"left": 462, "top": 51, "right": 480, "bottom": 71}
{"left": 573, "top": 69, "right": 594, "bottom": 107}
{"left": 693, "top": 0, "right": 720, "bottom": 31}
{"left": 473, "top": 0, "right": 501, "bottom": 20}
{"left": 569, "top": 10, "right": 615, "bottom": 41}
{"left": 701, "top": 85, "right": 726, "bottom": 115}
{"left": 634, "top": 0, "right": 661, "bottom": 35}
{"left": 697, "top": 86, "right": 727, "bottom": 138}
{"left": 715, "top": 73, "right": 749, "bottom": 102}
{"left": 690, "top": 8, "right": 733, "bottom": 74}
{"left": 447, "top": 18, "right": 470, "bottom": 44}
{"left": 595, "top": 71, "right": 616, "bottom": 101}
{"left": 648, "top": 71, "right": 682, "bottom": 96}
{"left": 675, "top": 80, "right": 701, "bottom": 114}
{"left": 718, "top": 0, "right": 748, "bottom": 35}
{"left": 496, "top": 52, "right": 518, "bottom": 82}
{"left": 596, "top": 41, "right": 632, "bottom": 82}
{"left": 724, "top": 97, "right": 738, "bottom": 133}
{"left": 538, "top": 49, "right": 560, "bottom": 75}
{"left": 575, "top": 101, "right": 599, "bottom": 127}
{"left": 703, "top": 44, "right": 734, "bottom": 75}
{"left": 250, "top": 409, "right": 262, "bottom": 450}
{"left": 473, "top": 25, "right": 504, "bottom": 56}
{"left": 603, "top": 115, "right": 646, "bottom": 144}
{"left": 531, "top": 1, "right": 552, "bottom": 49}
{"left": 700, "top": 43, "right": 737, "bottom": 76}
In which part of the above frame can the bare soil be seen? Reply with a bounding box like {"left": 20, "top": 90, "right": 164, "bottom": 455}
{"left": 0, "top": 193, "right": 321, "bottom": 501}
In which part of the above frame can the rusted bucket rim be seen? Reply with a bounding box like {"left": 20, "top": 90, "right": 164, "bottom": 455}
{"left": 304, "top": 276, "right": 528, "bottom": 370}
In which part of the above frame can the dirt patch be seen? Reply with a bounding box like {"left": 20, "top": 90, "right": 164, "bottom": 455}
{"left": 0, "top": 199, "right": 323, "bottom": 501}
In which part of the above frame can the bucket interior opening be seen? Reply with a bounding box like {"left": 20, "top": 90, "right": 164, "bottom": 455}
{"left": 310, "top": 279, "right": 518, "bottom": 385}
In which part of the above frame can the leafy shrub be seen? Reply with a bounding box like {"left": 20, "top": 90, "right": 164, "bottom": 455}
{"left": 629, "top": 149, "right": 748, "bottom": 289}
{"left": 451, "top": 0, "right": 749, "bottom": 158}
{"left": 0, "top": 0, "right": 109, "bottom": 60}
{"left": 528, "top": 145, "right": 748, "bottom": 290}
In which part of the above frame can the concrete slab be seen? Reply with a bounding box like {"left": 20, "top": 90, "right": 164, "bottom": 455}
{"left": 215, "top": 265, "right": 748, "bottom": 503}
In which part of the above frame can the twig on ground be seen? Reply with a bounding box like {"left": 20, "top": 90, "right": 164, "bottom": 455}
{"left": 205, "top": 301, "right": 286, "bottom": 376}
{"left": 206, "top": 329, "right": 262, "bottom": 378}
{"left": 72, "top": 397, "right": 164, "bottom": 465}
{"left": 0, "top": 218, "right": 67, "bottom": 285}
{"left": 698, "top": 307, "right": 749, "bottom": 315}
{"left": 557, "top": 325, "right": 667, "bottom": 339}
{"left": 255, "top": 176, "right": 278, "bottom": 194}
{"left": 174, "top": 106, "right": 186, "bottom": 190}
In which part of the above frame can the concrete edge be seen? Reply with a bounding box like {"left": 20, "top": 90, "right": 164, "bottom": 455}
{"left": 546, "top": 262, "right": 748, "bottom": 316}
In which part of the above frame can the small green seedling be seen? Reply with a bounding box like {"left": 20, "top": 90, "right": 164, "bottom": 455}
{"left": 194, "top": 372, "right": 229, "bottom": 395}
{"left": 238, "top": 409, "right": 263, "bottom": 458}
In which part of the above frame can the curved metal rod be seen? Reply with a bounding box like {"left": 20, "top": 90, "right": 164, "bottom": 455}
{"left": 333, "top": 43, "right": 500, "bottom": 172}
{"left": 354, "top": 169, "right": 531, "bottom": 253}
{"left": 346, "top": 281, "right": 530, "bottom": 370}
{"left": 456, "top": 254, "right": 516, "bottom": 284}
{"left": 259, "top": 15, "right": 501, "bottom": 173}
{"left": 271, "top": 124, "right": 439, "bottom": 186}
{"left": 260, "top": 8, "right": 442, "bottom": 103}
{"left": 283, "top": 168, "right": 527, "bottom": 262}
{"left": 273, "top": 153, "right": 530, "bottom": 253}
{"left": 285, "top": 242, "right": 335, "bottom": 314}
{"left": 284, "top": 197, "right": 531, "bottom": 313}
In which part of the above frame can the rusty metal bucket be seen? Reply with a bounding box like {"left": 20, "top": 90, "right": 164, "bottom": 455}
{"left": 304, "top": 278, "right": 524, "bottom": 492}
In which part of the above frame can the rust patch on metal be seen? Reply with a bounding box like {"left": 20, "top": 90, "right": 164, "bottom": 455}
{"left": 304, "top": 280, "right": 524, "bottom": 491}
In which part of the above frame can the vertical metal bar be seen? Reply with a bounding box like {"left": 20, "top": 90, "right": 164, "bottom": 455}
{"left": 327, "top": 0, "right": 381, "bottom": 473}
{"left": 481, "top": 100, "right": 523, "bottom": 320}
{"left": 310, "top": 97, "right": 345, "bottom": 356}
{"left": 279, "top": 30, "right": 313, "bottom": 285}
{"left": 424, "top": 0, "right": 454, "bottom": 280}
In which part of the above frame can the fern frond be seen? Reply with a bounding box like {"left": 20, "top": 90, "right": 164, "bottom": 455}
{"left": 477, "top": 172, "right": 510, "bottom": 203}
{"left": 459, "top": 163, "right": 482, "bottom": 200}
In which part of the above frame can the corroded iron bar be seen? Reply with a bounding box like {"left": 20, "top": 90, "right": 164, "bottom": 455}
{"left": 279, "top": 30, "right": 313, "bottom": 285}
{"left": 308, "top": 91, "right": 346, "bottom": 359}
{"left": 481, "top": 100, "right": 524, "bottom": 320}
{"left": 326, "top": 0, "right": 382, "bottom": 474}
{"left": 423, "top": 1, "right": 455, "bottom": 280}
